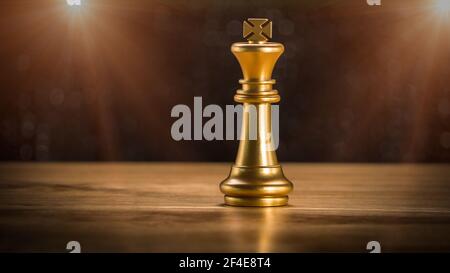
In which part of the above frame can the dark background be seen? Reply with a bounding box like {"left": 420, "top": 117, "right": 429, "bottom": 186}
{"left": 0, "top": 0, "right": 448, "bottom": 162}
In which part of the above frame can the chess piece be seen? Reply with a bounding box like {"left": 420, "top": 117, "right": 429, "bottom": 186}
{"left": 220, "top": 18, "right": 293, "bottom": 206}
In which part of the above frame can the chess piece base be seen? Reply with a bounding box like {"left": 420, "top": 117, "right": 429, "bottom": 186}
{"left": 224, "top": 196, "right": 288, "bottom": 207}
{"left": 220, "top": 165, "right": 293, "bottom": 207}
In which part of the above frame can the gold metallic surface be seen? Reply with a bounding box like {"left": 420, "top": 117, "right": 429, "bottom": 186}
{"left": 220, "top": 19, "right": 293, "bottom": 207}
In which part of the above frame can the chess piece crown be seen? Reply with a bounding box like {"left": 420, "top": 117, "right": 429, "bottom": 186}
{"left": 220, "top": 18, "right": 293, "bottom": 207}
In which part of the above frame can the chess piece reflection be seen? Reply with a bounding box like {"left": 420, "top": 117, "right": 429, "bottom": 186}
{"left": 220, "top": 18, "right": 293, "bottom": 206}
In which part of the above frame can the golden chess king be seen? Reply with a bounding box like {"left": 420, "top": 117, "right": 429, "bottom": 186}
{"left": 220, "top": 18, "right": 294, "bottom": 207}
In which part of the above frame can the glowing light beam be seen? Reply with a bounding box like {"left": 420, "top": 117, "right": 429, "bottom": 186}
{"left": 433, "top": 0, "right": 450, "bottom": 17}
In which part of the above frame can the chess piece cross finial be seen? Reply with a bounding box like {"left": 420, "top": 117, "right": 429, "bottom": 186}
{"left": 243, "top": 18, "right": 272, "bottom": 43}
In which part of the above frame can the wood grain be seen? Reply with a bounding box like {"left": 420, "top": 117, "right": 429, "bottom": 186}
{"left": 0, "top": 163, "right": 449, "bottom": 252}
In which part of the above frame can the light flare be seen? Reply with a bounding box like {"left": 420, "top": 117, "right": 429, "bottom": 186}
{"left": 433, "top": 0, "right": 450, "bottom": 17}
{"left": 66, "top": 0, "right": 81, "bottom": 6}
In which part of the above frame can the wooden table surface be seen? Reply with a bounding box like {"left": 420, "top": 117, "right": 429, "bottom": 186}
{"left": 0, "top": 163, "right": 449, "bottom": 252}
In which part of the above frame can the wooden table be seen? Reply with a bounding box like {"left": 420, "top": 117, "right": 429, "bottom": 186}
{"left": 0, "top": 163, "right": 449, "bottom": 252}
